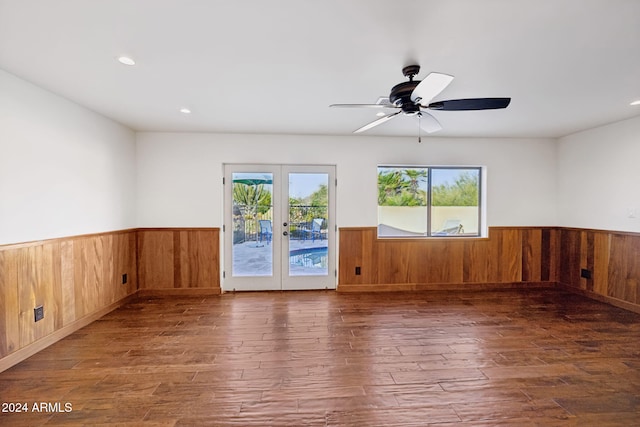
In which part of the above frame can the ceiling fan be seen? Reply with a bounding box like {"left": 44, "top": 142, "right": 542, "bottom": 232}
{"left": 330, "top": 65, "right": 511, "bottom": 136}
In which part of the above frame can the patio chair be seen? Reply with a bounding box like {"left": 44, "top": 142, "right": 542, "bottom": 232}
{"left": 433, "top": 219, "right": 464, "bottom": 236}
{"left": 258, "top": 220, "right": 272, "bottom": 244}
{"left": 302, "top": 218, "right": 324, "bottom": 242}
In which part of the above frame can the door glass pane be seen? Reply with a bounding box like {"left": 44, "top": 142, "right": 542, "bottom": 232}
{"left": 288, "top": 173, "right": 328, "bottom": 276}
{"left": 431, "top": 168, "right": 480, "bottom": 236}
{"left": 231, "top": 172, "right": 273, "bottom": 276}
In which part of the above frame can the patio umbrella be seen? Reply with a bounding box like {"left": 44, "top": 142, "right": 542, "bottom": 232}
{"left": 232, "top": 174, "right": 273, "bottom": 247}
{"left": 232, "top": 174, "right": 273, "bottom": 186}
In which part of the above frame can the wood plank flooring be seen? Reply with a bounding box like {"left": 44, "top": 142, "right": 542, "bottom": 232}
{"left": 1, "top": 289, "right": 639, "bottom": 426}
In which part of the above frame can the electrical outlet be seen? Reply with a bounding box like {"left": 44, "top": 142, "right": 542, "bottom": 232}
{"left": 122, "top": 273, "right": 127, "bottom": 284}
{"left": 34, "top": 305, "right": 44, "bottom": 322}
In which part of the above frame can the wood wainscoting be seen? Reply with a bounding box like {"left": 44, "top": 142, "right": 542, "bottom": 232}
{"left": 556, "top": 227, "right": 640, "bottom": 314}
{"left": 2, "top": 225, "right": 639, "bottom": 372}
{"left": 137, "top": 228, "right": 220, "bottom": 296}
{"left": 0, "top": 230, "right": 138, "bottom": 372}
{"left": 338, "top": 226, "right": 560, "bottom": 292}
{"left": 338, "top": 225, "right": 640, "bottom": 314}
{"left": 0, "top": 227, "right": 221, "bottom": 372}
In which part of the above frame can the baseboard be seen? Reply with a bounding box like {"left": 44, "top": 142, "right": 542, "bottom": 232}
{"left": 337, "top": 282, "right": 556, "bottom": 293}
{"left": 0, "top": 292, "right": 138, "bottom": 374}
{"left": 556, "top": 282, "right": 640, "bottom": 315}
{"left": 137, "top": 288, "right": 221, "bottom": 297}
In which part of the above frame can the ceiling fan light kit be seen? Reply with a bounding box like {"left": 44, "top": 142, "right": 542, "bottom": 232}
{"left": 331, "top": 64, "right": 511, "bottom": 139}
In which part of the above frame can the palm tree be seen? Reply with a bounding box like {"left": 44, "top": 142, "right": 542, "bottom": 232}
{"left": 378, "top": 168, "right": 427, "bottom": 206}
{"left": 233, "top": 184, "right": 272, "bottom": 238}
{"left": 233, "top": 183, "right": 270, "bottom": 216}
{"left": 378, "top": 170, "right": 405, "bottom": 205}
{"left": 403, "top": 169, "right": 427, "bottom": 197}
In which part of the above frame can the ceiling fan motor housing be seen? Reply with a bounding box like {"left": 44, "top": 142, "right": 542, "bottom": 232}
{"left": 390, "top": 81, "right": 421, "bottom": 114}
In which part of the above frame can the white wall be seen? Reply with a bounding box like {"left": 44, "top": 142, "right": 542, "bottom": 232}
{"left": 0, "top": 65, "right": 557, "bottom": 246}
{"left": 557, "top": 115, "right": 640, "bottom": 231}
{"left": 0, "top": 69, "right": 136, "bottom": 245}
{"left": 4, "top": 60, "right": 637, "bottom": 244}
{"left": 136, "top": 132, "right": 557, "bottom": 228}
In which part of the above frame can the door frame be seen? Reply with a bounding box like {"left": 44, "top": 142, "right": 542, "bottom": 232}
{"left": 222, "top": 163, "right": 336, "bottom": 291}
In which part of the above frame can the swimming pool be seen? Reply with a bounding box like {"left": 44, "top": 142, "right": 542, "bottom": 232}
{"left": 289, "top": 246, "right": 328, "bottom": 269}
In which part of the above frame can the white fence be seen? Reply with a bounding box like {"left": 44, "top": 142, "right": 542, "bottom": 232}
{"left": 378, "top": 206, "right": 479, "bottom": 235}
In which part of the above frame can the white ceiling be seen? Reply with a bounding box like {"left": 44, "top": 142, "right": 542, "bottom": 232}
{"left": 1, "top": 0, "right": 639, "bottom": 138}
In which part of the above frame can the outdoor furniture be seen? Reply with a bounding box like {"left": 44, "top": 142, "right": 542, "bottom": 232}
{"left": 302, "top": 218, "right": 324, "bottom": 242}
{"left": 258, "top": 220, "right": 272, "bottom": 243}
{"left": 433, "top": 219, "right": 464, "bottom": 236}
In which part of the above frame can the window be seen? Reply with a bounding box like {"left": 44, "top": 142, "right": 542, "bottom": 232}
{"left": 377, "top": 166, "right": 482, "bottom": 238}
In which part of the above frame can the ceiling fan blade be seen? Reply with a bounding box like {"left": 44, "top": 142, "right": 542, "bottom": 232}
{"left": 354, "top": 111, "right": 401, "bottom": 133}
{"left": 410, "top": 72, "right": 454, "bottom": 104}
{"left": 427, "top": 97, "right": 511, "bottom": 111}
{"left": 418, "top": 112, "right": 442, "bottom": 134}
{"left": 330, "top": 103, "right": 398, "bottom": 109}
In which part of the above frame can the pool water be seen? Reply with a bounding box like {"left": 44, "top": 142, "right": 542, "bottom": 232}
{"left": 289, "top": 246, "right": 328, "bottom": 269}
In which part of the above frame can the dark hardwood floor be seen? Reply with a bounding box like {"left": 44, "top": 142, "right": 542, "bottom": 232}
{"left": 1, "top": 289, "right": 640, "bottom": 426}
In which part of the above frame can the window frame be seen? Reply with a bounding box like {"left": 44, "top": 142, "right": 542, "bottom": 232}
{"left": 377, "top": 165, "right": 485, "bottom": 239}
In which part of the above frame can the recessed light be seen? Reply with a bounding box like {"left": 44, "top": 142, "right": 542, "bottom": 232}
{"left": 180, "top": 108, "right": 191, "bottom": 114}
{"left": 376, "top": 112, "right": 385, "bottom": 117}
{"left": 631, "top": 100, "right": 640, "bottom": 106}
{"left": 117, "top": 56, "right": 136, "bottom": 66}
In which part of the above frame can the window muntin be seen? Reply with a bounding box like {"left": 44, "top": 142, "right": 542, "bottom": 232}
{"left": 377, "top": 166, "right": 482, "bottom": 238}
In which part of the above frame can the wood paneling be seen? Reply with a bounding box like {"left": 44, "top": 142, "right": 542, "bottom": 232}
{"left": 0, "top": 250, "right": 20, "bottom": 356}
{"left": 137, "top": 228, "right": 220, "bottom": 292}
{"left": 339, "top": 227, "right": 551, "bottom": 290}
{"left": 339, "top": 226, "right": 640, "bottom": 312}
{"left": 554, "top": 228, "right": 639, "bottom": 309}
{"left": 592, "top": 232, "right": 610, "bottom": 296}
{"left": 522, "top": 228, "right": 542, "bottom": 282}
{"left": 539, "top": 227, "right": 640, "bottom": 313}
{"left": 1, "top": 228, "right": 221, "bottom": 371}
{"left": 137, "top": 230, "right": 174, "bottom": 289}
{"left": 559, "top": 228, "right": 583, "bottom": 287}
{"left": 608, "top": 234, "right": 640, "bottom": 304}
{"left": 60, "top": 241, "right": 75, "bottom": 326}
{"left": 0, "top": 230, "right": 137, "bottom": 365}
{"left": 3, "top": 224, "right": 640, "bottom": 373}
{"left": 541, "top": 228, "right": 561, "bottom": 282}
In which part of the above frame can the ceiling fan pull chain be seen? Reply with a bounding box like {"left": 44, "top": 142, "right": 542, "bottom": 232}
{"left": 418, "top": 113, "right": 422, "bottom": 143}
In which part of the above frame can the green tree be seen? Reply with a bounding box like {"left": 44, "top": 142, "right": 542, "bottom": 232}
{"left": 289, "top": 185, "right": 328, "bottom": 225}
{"left": 309, "top": 184, "right": 328, "bottom": 207}
{"left": 378, "top": 168, "right": 426, "bottom": 206}
{"left": 233, "top": 183, "right": 272, "bottom": 218}
{"left": 403, "top": 169, "right": 427, "bottom": 198}
{"left": 378, "top": 169, "right": 404, "bottom": 205}
{"left": 307, "top": 184, "right": 328, "bottom": 224}
{"left": 432, "top": 172, "right": 479, "bottom": 206}
{"left": 288, "top": 195, "right": 306, "bottom": 224}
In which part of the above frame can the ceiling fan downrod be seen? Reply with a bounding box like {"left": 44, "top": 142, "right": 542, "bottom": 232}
{"left": 402, "top": 65, "right": 421, "bottom": 81}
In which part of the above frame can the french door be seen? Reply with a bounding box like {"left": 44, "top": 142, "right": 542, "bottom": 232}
{"left": 223, "top": 164, "right": 336, "bottom": 291}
